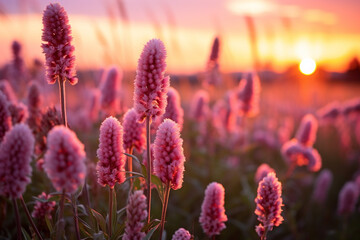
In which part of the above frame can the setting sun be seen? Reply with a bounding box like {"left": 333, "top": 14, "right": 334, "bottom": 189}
{"left": 299, "top": 58, "right": 317, "bottom": 75}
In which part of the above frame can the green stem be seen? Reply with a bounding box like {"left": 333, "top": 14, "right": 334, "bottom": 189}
{"left": 158, "top": 184, "right": 171, "bottom": 240}
{"left": 20, "top": 196, "right": 44, "bottom": 240}
{"left": 109, "top": 187, "right": 113, "bottom": 238}
{"left": 71, "top": 194, "right": 81, "bottom": 240}
{"left": 146, "top": 116, "right": 152, "bottom": 224}
{"left": 56, "top": 190, "right": 66, "bottom": 240}
{"left": 13, "top": 199, "right": 22, "bottom": 240}
{"left": 128, "top": 146, "right": 134, "bottom": 190}
{"left": 58, "top": 78, "right": 67, "bottom": 127}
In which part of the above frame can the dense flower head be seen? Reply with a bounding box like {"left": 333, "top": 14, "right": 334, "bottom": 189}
{"left": 302, "top": 147, "right": 322, "bottom": 172}
{"left": 199, "top": 182, "right": 228, "bottom": 237}
{"left": 8, "top": 102, "right": 28, "bottom": 124}
{"left": 0, "top": 80, "right": 17, "bottom": 103}
{"left": 255, "top": 172, "right": 283, "bottom": 236}
{"left": 154, "top": 119, "right": 186, "bottom": 190}
{"left": 0, "top": 124, "right": 34, "bottom": 199}
{"left": 171, "top": 228, "right": 192, "bottom": 240}
{"left": 205, "top": 37, "right": 221, "bottom": 86}
{"left": 191, "top": 90, "right": 210, "bottom": 121}
{"left": 12, "top": 40, "right": 21, "bottom": 57}
{"left": 31, "top": 192, "right": 56, "bottom": 219}
{"left": 134, "top": 39, "right": 169, "bottom": 122}
{"left": 0, "top": 92, "right": 12, "bottom": 143}
{"left": 236, "top": 73, "right": 261, "bottom": 117}
{"left": 44, "top": 126, "right": 86, "bottom": 193}
{"left": 99, "top": 66, "right": 122, "bottom": 113}
{"left": 342, "top": 98, "right": 360, "bottom": 117}
{"left": 41, "top": 3, "right": 77, "bottom": 84}
{"left": 312, "top": 169, "right": 333, "bottom": 204}
{"left": 337, "top": 182, "right": 359, "bottom": 216}
{"left": 123, "top": 190, "right": 147, "bottom": 240}
{"left": 255, "top": 163, "right": 275, "bottom": 183}
{"left": 37, "top": 107, "right": 61, "bottom": 153}
{"left": 316, "top": 102, "right": 341, "bottom": 122}
{"left": 123, "top": 108, "right": 146, "bottom": 152}
{"left": 163, "top": 87, "right": 184, "bottom": 130}
{"left": 96, "top": 117, "right": 126, "bottom": 188}
{"left": 209, "top": 37, "right": 220, "bottom": 62}
{"left": 27, "top": 81, "right": 42, "bottom": 111}
{"left": 295, "top": 114, "right": 318, "bottom": 147}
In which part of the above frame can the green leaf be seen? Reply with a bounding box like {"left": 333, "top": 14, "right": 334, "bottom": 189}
{"left": 21, "top": 228, "right": 31, "bottom": 240}
{"left": 151, "top": 174, "right": 166, "bottom": 204}
{"left": 45, "top": 216, "right": 54, "bottom": 234}
{"left": 124, "top": 153, "right": 141, "bottom": 165}
{"left": 111, "top": 189, "right": 117, "bottom": 234}
{"left": 91, "top": 208, "right": 107, "bottom": 234}
{"left": 143, "top": 222, "right": 160, "bottom": 240}
{"left": 110, "top": 222, "right": 125, "bottom": 240}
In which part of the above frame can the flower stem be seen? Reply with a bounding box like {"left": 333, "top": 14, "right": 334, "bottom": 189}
{"left": 20, "top": 196, "right": 44, "bottom": 240}
{"left": 109, "top": 187, "right": 113, "bottom": 238}
{"left": 58, "top": 78, "right": 68, "bottom": 127}
{"left": 12, "top": 199, "right": 22, "bottom": 240}
{"left": 127, "top": 146, "right": 134, "bottom": 189}
{"left": 56, "top": 190, "right": 66, "bottom": 240}
{"left": 146, "top": 116, "right": 152, "bottom": 224}
{"left": 159, "top": 184, "right": 171, "bottom": 240}
{"left": 71, "top": 194, "right": 81, "bottom": 240}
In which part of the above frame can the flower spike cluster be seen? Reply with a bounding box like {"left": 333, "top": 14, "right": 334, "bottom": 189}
{"left": 123, "top": 108, "right": 146, "bottom": 152}
{"left": 312, "top": 169, "right": 333, "bottom": 204}
{"left": 99, "top": 66, "right": 122, "bottom": 113}
{"left": 236, "top": 73, "right": 261, "bottom": 117}
{"left": 171, "top": 228, "right": 192, "bottom": 240}
{"left": 295, "top": 114, "right": 318, "bottom": 147}
{"left": 163, "top": 87, "right": 184, "bottom": 131}
{"left": 31, "top": 192, "right": 56, "bottom": 219}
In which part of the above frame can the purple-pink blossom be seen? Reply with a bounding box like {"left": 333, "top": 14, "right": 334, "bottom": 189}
{"left": 337, "top": 182, "right": 359, "bottom": 216}
{"left": 8, "top": 102, "right": 28, "bottom": 124}
{"left": 199, "top": 182, "right": 228, "bottom": 237}
{"left": 0, "top": 92, "right": 12, "bottom": 143}
{"left": 96, "top": 117, "right": 126, "bottom": 188}
{"left": 255, "top": 163, "right": 275, "bottom": 183}
{"left": 41, "top": 3, "right": 77, "bottom": 85}
{"left": 99, "top": 66, "right": 122, "bottom": 114}
{"left": 0, "top": 124, "right": 34, "bottom": 199}
{"left": 153, "top": 119, "right": 186, "bottom": 190}
{"left": 236, "top": 73, "right": 261, "bottom": 117}
{"left": 312, "top": 169, "right": 333, "bottom": 204}
{"left": 123, "top": 108, "right": 146, "bottom": 152}
{"left": 191, "top": 90, "right": 210, "bottom": 122}
{"left": 31, "top": 192, "right": 56, "bottom": 219}
{"left": 255, "top": 172, "right": 283, "bottom": 237}
{"left": 123, "top": 190, "right": 147, "bottom": 240}
{"left": 133, "top": 39, "right": 169, "bottom": 123}
{"left": 171, "top": 228, "right": 192, "bottom": 240}
{"left": 0, "top": 80, "right": 17, "bottom": 103}
{"left": 163, "top": 87, "right": 184, "bottom": 131}
{"left": 43, "top": 126, "right": 86, "bottom": 193}
{"left": 295, "top": 114, "right": 318, "bottom": 147}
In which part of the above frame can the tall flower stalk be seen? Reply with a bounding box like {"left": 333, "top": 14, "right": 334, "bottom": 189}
{"left": 134, "top": 39, "right": 169, "bottom": 223}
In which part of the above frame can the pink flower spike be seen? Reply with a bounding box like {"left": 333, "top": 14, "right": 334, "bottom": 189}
{"left": 44, "top": 126, "right": 86, "bottom": 193}
{"left": 255, "top": 163, "right": 275, "bottom": 183}
{"left": 281, "top": 139, "right": 305, "bottom": 166}
{"left": 0, "top": 124, "right": 34, "bottom": 199}
{"left": 153, "top": 119, "right": 186, "bottom": 190}
{"left": 0, "top": 80, "right": 17, "bottom": 103}
{"left": 123, "top": 108, "right": 146, "bottom": 152}
{"left": 26, "top": 81, "right": 42, "bottom": 111}
{"left": 199, "top": 182, "right": 228, "bottom": 237}
{"left": 255, "top": 172, "right": 283, "bottom": 237}
{"left": 191, "top": 90, "right": 210, "bottom": 122}
{"left": 31, "top": 192, "right": 56, "bottom": 219}
{"left": 8, "top": 102, "right": 28, "bottom": 124}
{"left": 0, "top": 92, "right": 12, "bottom": 143}
{"left": 96, "top": 117, "right": 126, "bottom": 188}
{"left": 337, "top": 182, "right": 359, "bottom": 216}
{"left": 123, "top": 190, "right": 147, "bottom": 240}
{"left": 134, "top": 39, "right": 169, "bottom": 123}
{"left": 312, "top": 169, "right": 333, "bottom": 204}
{"left": 236, "top": 73, "right": 261, "bottom": 117}
{"left": 171, "top": 228, "right": 192, "bottom": 240}
{"left": 295, "top": 114, "right": 318, "bottom": 147}
{"left": 99, "top": 66, "right": 122, "bottom": 114}
{"left": 41, "top": 3, "right": 77, "bottom": 84}
{"left": 303, "top": 147, "right": 322, "bottom": 172}
{"left": 163, "top": 87, "right": 184, "bottom": 131}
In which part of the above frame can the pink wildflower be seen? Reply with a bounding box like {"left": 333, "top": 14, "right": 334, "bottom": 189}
{"left": 43, "top": 126, "right": 86, "bottom": 193}
{"left": 316, "top": 102, "right": 341, "bottom": 122}
{"left": 8, "top": 102, "right": 28, "bottom": 124}
{"left": 255, "top": 172, "right": 284, "bottom": 238}
{"left": 31, "top": 192, "right": 56, "bottom": 219}
{"left": 123, "top": 108, "right": 146, "bottom": 152}
{"left": 0, "top": 124, "right": 34, "bottom": 199}
{"left": 302, "top": 147, "right": 322, "bottom": 172}
{"left": 337, "top": 182, "right": 359, "bottom": 216}
{"left": 41, "top": 3, "right": 77, "bottom": 84}
{"left": 163, "top": 87, "right": 184, "bottom": 131}
{"left": 205, "top": 37, "right": 221, "bottom": 86}
{"left": 0, "top": 80, "right": 17, "bottom": 103}
{"left": 343, "top": 98, "right": 360, "bottom": 117}
{"left": 312, "top": 169, "right": 333, "bottom": 204}
{"left": 295, "top": 114, "right": 318, "bottom": 147}
{"left": 199, "top": 182, "right": 228, "bottom": 237}
{"left": 26, "top": 81, "right": 42, "bottom": 111}
{"left": 191, "top": 90, "right": 210, "bottom": 121}
{"left": 153, "top": 119, "right": 186, "bottom": 190}
{"left": 123, "top": 190, "right": 147, "bottom": 240}
{"left": 99, "top": 66, "right": 122, "bottom": 114}
{"left": 255, "top": 163, "right": 275, "bottom": 183}
{"left": 0, "top": 92, "right": 12, "bottom": 142}
{"left": 134, "top": 39, "right": 169, "bottom": 123}
{"left": 236, "top": 73, "right": 261, "bottom": 117}
{"left": 171, "top": 228, "right": 192, "bottom": 240}
{"left": 96, "top": 117, "right": 126, "bottom": 188}
{"left": 37, "top": 107, "right": 61, "bottom": 153}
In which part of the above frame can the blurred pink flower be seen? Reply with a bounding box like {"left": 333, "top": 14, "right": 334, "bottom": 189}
{"left": 0, "top": 124, "right": 34, "bottom": 199}
{"left": 316, "top": 101, "right": 341, "bottom": 123}
{"left": 44, "top": 126, "right": 86, "bottom": 193}
{"left": 303, "top": 147, "right": 322, "bottom": 172}
{"left": 37, "top": 107, "right": 61, "bottom": 153}
{"left": 191, "top": 90, "right": 210, "bottom": 122}
{"left": 99, "top": 66, "right": 122, "bottom": 114}
{"left": 342, "top": 98, "right": 360, "bottom": 117}
{"left": 0, "top": 92, "right": 12, "bottom": 142}
{"left": 123, "top": 190, "right": 147, "bottom": 240}
{"left": 255, "top": 163, "right": 275, "bottom": 183}
{"left": 295, "top": 114, "right": 318, "bottom": 147}
{"left": 199, "top": 182, "right": 227, "bottom": 237}
{"left": 26, "top": 81, "right": 42, "bottom": 132}
{"left": 154, "top": 119, "right": 186, "bottom": 190}
{"left": 236, "top": 73, "right": 261, "bottom": 117}
{"left": 11, "top": 41, "right": 25, "bottom": 79}
{"left": 337, "top": 182, "right": 359, "bottom": 216}
{"left": 96, "top": 117, "right": 126, "bottom": 188}
{"left": 41, "top": 3, "right": 77, "bottom": 85}
{"left": 171, "top": 228, "right": 192, "bottom": 240}
{"left": 123, "top": 108, "right": 146, "bottom": 152}
{"left": 134, "top": 39, "right": 169, "bottom": 123}
{"left": 8, "top": 102, "right": 28, "bottom": 124}
{"left": 312, "top": 169, "right": 333, "bottom": 204}
{"left": 255, "top": 172, "right": 283, "bottom": 238}
{"left": 87, "top": 89, "right": 100, "bottom": 122}
{"left": 0, "top": 80, "right": 17, "bottom": 103}
{"left": 31, "top": 192, "right": 56, "bottom": 219}
{"left": 205, "top": 37, "right": 221, "bottom": 86}
{"left": 163, "top": 87, "right": 184, "bottom": 131}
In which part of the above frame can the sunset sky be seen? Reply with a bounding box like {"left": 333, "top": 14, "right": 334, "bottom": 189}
{"left": 0, "top": 0, "right": 359, "bottom": 73}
